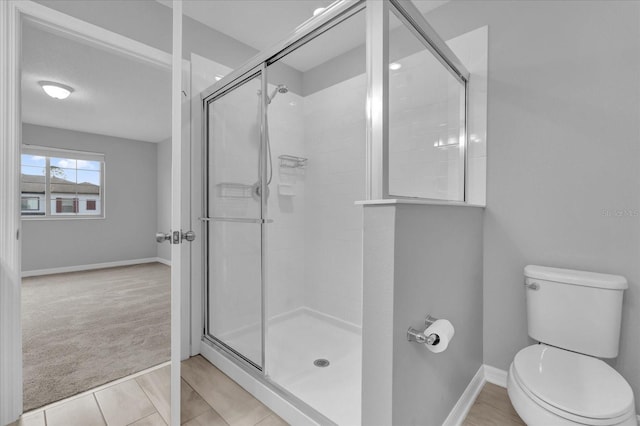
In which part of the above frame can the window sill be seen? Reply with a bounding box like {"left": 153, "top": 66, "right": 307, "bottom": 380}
{"left": 21, "top": 216, "right": 106, "bottom": 221}
{"left": 354, "top": 198, "right": 485, "bottom": 208}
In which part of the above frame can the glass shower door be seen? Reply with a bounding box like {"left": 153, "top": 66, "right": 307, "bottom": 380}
{"left": 205, "top": 73, "right": 264, "bottom": 369}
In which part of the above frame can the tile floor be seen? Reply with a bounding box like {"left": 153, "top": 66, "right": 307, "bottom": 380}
{"left": 462, "top": 383, "right": 525, "bottom": 426}
{"left": 11, "top": 355, "right": 523, "bottom": 426}
{"left": 10, "top": 358, "right": 286, "bottom": 426}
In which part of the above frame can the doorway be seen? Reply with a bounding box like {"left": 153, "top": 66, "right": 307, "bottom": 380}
{"left": 19, "top": 17, "right": 172, "bottom": 411}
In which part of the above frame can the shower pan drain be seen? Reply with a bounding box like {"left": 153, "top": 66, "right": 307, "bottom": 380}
{"left": 313, "top": 359, "right": 330, "bottom": 368}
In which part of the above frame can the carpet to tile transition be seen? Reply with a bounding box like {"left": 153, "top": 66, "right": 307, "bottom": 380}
{"left": 22, "top": 263, "right": 170, "bottom": 411}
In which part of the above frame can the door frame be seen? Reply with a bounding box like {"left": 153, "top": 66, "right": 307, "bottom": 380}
{"left": 0, "top": 2, "right": 179, "bottom": 423}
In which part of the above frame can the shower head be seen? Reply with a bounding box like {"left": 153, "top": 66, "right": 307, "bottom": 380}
{"left": 268, "top": 84, "right": 289, "bottom": 103}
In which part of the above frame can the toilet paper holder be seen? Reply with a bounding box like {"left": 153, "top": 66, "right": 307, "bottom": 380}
{"left": 407, "top": 314, "right": 440, "bottom": 346}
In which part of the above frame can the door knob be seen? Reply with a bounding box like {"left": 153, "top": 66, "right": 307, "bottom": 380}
{"left": 156, "top": 232, "right": 171, "bottom": 243}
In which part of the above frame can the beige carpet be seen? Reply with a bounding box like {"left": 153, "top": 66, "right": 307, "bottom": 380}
{"left": 22, "top": 262, "right": 170, "bottom": 411}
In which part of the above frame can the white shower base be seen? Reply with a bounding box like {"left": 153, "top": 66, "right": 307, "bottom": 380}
{"left": 223, "top": 308, "right": 362, "bottom": 426}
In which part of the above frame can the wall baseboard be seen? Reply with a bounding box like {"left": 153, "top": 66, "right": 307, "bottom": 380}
{"left": 155, "top": 257, "right": 171, "bottom": 267}
{"left": 447, "top": 365, "right": 640, "bottom": 424}
{"left": 22, "top": 257, "right": 169, "bottom": 277}
{"left": 483, "top": 364, "right": 508, "bottom": 387}
{"left": 442, "top": 365, "right": 487, "bottom": 426}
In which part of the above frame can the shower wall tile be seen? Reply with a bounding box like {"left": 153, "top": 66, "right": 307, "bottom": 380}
{"left": 258, "top": 27, "right": 485, "bottom": 334}
{"left": 266, "top": 91, "right": 307, "bottom": 319}
{"left": 303, "top": 74, "right": 366, "bottom": 328}
{"left": 387, "top": 26, "right": 487, "bottom": 204}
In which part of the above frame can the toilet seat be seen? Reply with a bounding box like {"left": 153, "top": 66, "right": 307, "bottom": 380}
{"left": 511, "top": 345, "right": 635, "bottom": 425}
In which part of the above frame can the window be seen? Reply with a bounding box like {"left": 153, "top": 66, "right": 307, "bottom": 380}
{"left": 21, "top": 197, "right": 40, "bottom": 213}
{"left": 56, "top": 198, "right": 79, "bottom": 213}
{"left": 21, "top": 145, "right": 105, "bottom": 218}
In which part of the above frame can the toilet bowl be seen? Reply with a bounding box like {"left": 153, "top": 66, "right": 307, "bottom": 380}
{"left": 507, "top": 344, "right": 637, "bottom": 426}
{"left": 509, "top": 266, "right": 637, "bottom": 425}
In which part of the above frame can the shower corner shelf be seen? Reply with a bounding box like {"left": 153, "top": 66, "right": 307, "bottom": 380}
{"left": 278, "top": 154, "right": 308, "bottom": 169}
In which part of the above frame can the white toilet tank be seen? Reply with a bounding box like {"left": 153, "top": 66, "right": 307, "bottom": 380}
{"left": 524, "top": 265, "right": 628, "bottom": 358}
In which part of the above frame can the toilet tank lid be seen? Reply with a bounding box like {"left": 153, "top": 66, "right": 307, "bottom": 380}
{"left": 524, "top": 265, "right": 628, "bottom": 290}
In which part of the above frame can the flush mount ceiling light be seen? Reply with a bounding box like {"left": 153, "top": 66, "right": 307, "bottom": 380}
{"left": 38, "top": 81, "right": 74, "bottom": 100}
{"left": 389, "top": 62, "right": 402, "bottom": 71}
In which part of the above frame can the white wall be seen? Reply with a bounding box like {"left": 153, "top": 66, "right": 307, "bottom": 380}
{"left": 361, "top": 204, "right": 484, "bottom": 425}
{"left": 391, "top": 204, "right": 484, "bottom": 425}
{"left": 21, "top": 124, "right": 158, "bottom": 272}
{"left": 427, "top": 0, "right": 640, "bottom": 408}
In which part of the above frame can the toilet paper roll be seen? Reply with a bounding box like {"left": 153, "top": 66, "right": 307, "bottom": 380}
{"left": 424, "top": 319, "right": 455, "bottom": 353}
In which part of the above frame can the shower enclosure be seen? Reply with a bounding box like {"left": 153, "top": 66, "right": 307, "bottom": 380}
{"left": 198, "top": 0, "right": 471, "bottom": 424}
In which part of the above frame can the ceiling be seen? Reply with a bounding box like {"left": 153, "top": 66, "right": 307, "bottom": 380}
{"left": 157, "top": 0, "right": 448, "bottom": 72}
{"left": 22, "top": 21, "right": 171, "bottom": 143}
{"left": 22, "top": 1, "right": 447, "bottom": 143}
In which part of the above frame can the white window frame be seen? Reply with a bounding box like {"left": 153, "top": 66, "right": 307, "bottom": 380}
{"left": 21, "top": 145, "right": 106, "bottom": 220}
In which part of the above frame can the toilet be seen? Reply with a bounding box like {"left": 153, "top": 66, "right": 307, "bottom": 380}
{"left": 507, "top": 265, "right": 637, "bottom": 426}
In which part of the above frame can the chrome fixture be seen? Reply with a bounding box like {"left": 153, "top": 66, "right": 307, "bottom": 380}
{"left": 407, "top": 314, "right": 440, "bottom": 345}
{"left": 182, "top": 230, "right": 196, "bottom": 242}
{"left": 156, "top": 232, "right": 171, "bottom": 243}
{"left": 525, "top": 280, "right": 540, "bottom": 290}
{"left": 268, "top": 84, "right": 288, "bottom": 104}
{"left": 156, "top": 230, "right": 195, "bottom": 244}
{"left": 263, "top": 83, "right": 289, "bottom": 188}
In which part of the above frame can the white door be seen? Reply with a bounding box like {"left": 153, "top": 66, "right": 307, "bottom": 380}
{"left": 0, "top": 3, "right": 23, "bottom": 418}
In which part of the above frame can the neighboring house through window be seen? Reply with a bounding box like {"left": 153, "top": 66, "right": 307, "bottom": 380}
{"left": 21, "top": 197, "right": 40, "bottom": 212}
{"left": 21, "top": 145, "right": 105, "bottom": 218}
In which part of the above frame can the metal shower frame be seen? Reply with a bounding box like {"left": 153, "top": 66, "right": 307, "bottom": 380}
{"left": 200, "top": 0, "right": 470, "bottom": 422}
